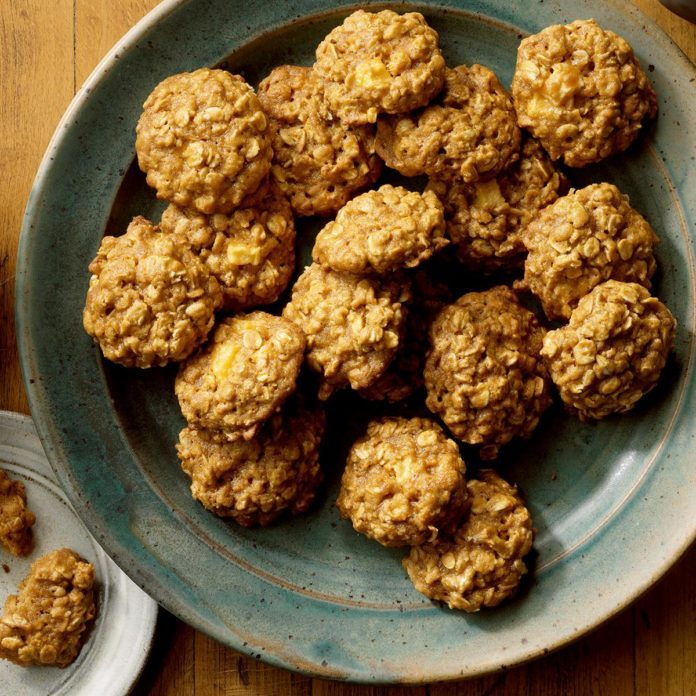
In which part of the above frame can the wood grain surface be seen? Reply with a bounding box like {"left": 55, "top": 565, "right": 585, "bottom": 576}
{"left": 0, "top": 1, "right": 694, "bottom": 694}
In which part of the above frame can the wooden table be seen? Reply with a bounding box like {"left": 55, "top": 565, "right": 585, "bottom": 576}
{"left": 1, "top": 1, "right": 694, "bottom": 693}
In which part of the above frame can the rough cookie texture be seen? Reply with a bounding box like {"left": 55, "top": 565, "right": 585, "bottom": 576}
{"left": 512, "top": 19, "right": 657, "bottom": 167}
{"left": 337, "top": 417, "right": 467, "bottom": 547}
{"left": 312, "top": 185, "right": 448, "bottom": 275}
{"left": 177, "top": 401, "right": 325, "bottom": 526}
{"left": 541, "top": 280, "right": 675, "bottom": 421}
{"left": 0, "top": 549, "right": 95, "bottom": 667}
{"left": 0, "top": 469, "right": 35, "bottom": 557}
{"left": 175, "top": 312, "right": 305, "bottom": 440}
{"left": 359, "top": 268, "right": 451, "bottom": 402}
{"left": 160, "top": 184, "right": 295, "bottom": 311}
{"left": 314, "top": 9, "right": 446, "bottom": 125}
{"left": 136, "top": 68, "right": 272, "bottom": 214}
{"left": 519, "top": 183, "right": 658, "bottom": 321}
{"left": 403, "top": 470, "right": 533, "bottom": 612}
{"left": 257, "top": 65, "right": 382, "bottom": 216}
{"left": 427, "top": 137, "right": 568, "bottom": 270}
{"left": 376, "top": 65, "right": 521, "bottom": 183}
{"left": 424, "top": 286, "right": 551, "bottom": 459}
{"left": 282, "top": 264, "right": 410, "bottom": 399}
{"left": 83, "top": 216, "right": 222, "bottom": 368}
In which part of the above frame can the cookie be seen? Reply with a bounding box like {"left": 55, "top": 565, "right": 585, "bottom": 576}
{"left": 257, "top": 65, "right": 381, "bottom": 216}
{"left": 136, "top": 68, "right": 272, "bottom": 214}
{"left": 512, "top": 19, "right": 657, "bottom": 167}
{"left": 314, "top": 9, "right": 446, "bottom": 125}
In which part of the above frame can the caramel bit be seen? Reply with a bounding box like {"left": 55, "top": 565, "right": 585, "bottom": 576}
{"left": 0, "top": 469, "right": 35, "bottom": 557}
{"left": 0, "top": 548, "right": 96, "bottom": 667}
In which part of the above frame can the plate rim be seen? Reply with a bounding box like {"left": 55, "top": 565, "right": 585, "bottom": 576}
{"left": 14, "top": 0, "right": 696, "bottom": 683}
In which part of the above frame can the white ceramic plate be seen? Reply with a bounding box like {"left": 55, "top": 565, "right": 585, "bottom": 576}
{"left": 0, "top": 411, "right": 157, "bottom": 696}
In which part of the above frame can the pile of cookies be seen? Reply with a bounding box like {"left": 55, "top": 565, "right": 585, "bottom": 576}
{"left": 82, "top": 10, "right": 675, "bottom": 613}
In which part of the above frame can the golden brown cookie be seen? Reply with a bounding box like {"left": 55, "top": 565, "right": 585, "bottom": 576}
{"left": 0, "top": 549, "right": 95, "bottom": 667}
{"left": 376, "top": 65, "right": 521, "bottom": 183}
{"left": 512, "top": 19, "right": 657, "bottom": 167}
{"left": 312, "top": 185, "right": 448, "bottom": 275}
{"left": 427, "top": 137, "right": 568, "bottom": 270}
{"left": 314, "top": 9, "right": 446, "bottom": 125}
{"left": 83, "top": 216, "right": 222, "bottom": 368}
{"left": 403, "top": 470, "right": 533, "bottom": 612}
{"left": 257, "top": 65, "right": 382, "bottom": 216}
{"left": 0, "top": 469, "right": 35, "bottom": 557}
{"left": 136, "top": 68, "right": 272, "bottom": 214}
{"left": 337, "top": 417, "right": 467, "bottom": 547}
{"left": 541, "top": 280, "right": 676, "bottom": 421}
{"left": 177, "top": 400, "right": 325, "bottom": 527}
{"left": 175, "top": 312, "right": 305, "bottom": 440}
{"left": 424, "top": 286, "right": 551, "bottom": 459}
{"left": 160, "top": 183, "right": 295, "bottom": 311}
{"left": 282, "top": 264, "right": 410, "bottom": 399}
{"left": 518, "top": 183, "right": 658, "bottom": 321}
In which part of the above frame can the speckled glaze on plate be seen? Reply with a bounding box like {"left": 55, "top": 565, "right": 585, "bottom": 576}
{"left": 16, "top": 0, "right": 696, "bottom": 683}
{"left": 0, "top": 412, "right": 157, "bottom": 696}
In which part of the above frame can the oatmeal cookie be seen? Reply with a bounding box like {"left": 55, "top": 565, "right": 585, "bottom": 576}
{"left": 359, "top": 268, "right": 451, "bottom": 402}
{"left": 0, "top": 549, "right": 95, "bottom": 667}
{"left": 424, "top": 286, "right": 551, "bottom": 459}
{"left": 160, "top": 184, "right": 295, "bottom": 311}
{"left": 512, "top": 19, "right": 657, "bottom": 167}
{"left": 312, "top": 185, "right": 448, "bottom": 275}
{"left": 257, "top": 65, "right": 382, "bottom": 216}
{"left": 337, "top": 417, "right": 467, "bottom": 547}
{"left": 177, "top": 401, "right": 325, "bottom": 526}
{"left": 0, "top": 469, "right": 35, "bottom": 557}
{"left": 427, "top": 137, "right": 568, "bottom": 270}
{"left": 376, "top": 65, "right": 521, "bottom": 183}
{"left": 136, "top": 68, "right": 272, "bottom": 214}
{"left": 83, "top": 216, "right": 222, "bottom": 368}
{"left": 541, "top": 280, "right": 675, "bottom": 421}
{"left": 403, "top": 470, "right": 533, "bottom": 612}
{"left": 518, "top": 183, "right": 658, "bottom": 321}
{"left": 282, "top": 264, "right": 410, "bottom": 399}
{"left": 314, "top": 9, "right": 446, "bottom": 125}
{"left": 176, "top": 312, "right": 305, "bottom": 440}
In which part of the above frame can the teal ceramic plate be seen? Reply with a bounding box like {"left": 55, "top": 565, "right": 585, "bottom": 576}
{"left": 16, "top": 0, "right": 696, "bottom": 683}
